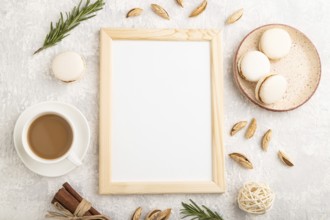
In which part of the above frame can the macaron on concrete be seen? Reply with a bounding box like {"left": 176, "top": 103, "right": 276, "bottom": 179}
{"left": 51, "top": 51, "right": 86, "bottom": 82}
{"left": 238, "top": 51, "right": 271, "bottom": 82}
{"left": 259, "top": 28, "right": 292, "bottom": 60}
{"left": 255, "top": 73, "right": 288, "bottom": 104}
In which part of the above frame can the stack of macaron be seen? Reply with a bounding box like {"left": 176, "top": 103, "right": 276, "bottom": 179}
{"left": 238, "top": 28, "right": 292, "bottom": 105}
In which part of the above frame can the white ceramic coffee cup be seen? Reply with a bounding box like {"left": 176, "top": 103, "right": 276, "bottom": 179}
{"left": 21, "top": 111, "right": 82, "bottom": 166}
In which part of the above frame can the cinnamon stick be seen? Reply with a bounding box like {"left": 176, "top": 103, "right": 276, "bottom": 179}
{"left": 52, "top": 187, "right": 92, "bottom": 216}
{"left": 63, "top": 182, "right": 101, "bottom": 215}
{"left": 51, "top": 182, "right": 107, "bottom": 218}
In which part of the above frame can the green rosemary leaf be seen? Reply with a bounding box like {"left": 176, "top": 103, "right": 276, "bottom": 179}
{"left": 180, "top": 200, "right": 224, "bottom": 220}
{"left": 79, "top": 14, "right": 96, "bottom": 22}
{"left": 34, "top": 0, "right": 105, "bottom": 54}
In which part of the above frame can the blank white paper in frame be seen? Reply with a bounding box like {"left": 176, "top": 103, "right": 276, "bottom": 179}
{"left": 111, "top": 40, "right": 212, "bottom": 182}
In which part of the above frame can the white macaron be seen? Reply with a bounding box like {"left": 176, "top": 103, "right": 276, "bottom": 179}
{"left": 259, "top": 28, "right": 292, "bottom": 60}
{"left": 238, "top": 51, "right": 271, "bottom": 82}
{"left": 51, "top": 51, "right": 86, "bottom": 82}
{"left": 255, "top": 73, "right": 288, "bottom": 104}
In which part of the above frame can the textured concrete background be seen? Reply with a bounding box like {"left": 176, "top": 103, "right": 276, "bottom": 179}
{"left": 1, "top": 0, "right": 330, "bottom": 219}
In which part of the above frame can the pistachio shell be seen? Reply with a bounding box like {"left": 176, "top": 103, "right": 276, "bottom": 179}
{"left": 229, "top": 152, "right": 253, "bottom": 169}
{"left": 145, "top": 209, "right": 161, "bottom": 220}
{"left": 245, "top": 118, "right": 257, "bottom": 139}
{"left": 262, "top": 129, "right": 272, "bottom": 151}
{"left": 226, "top": 8, "right": 244, "bottom": 24}
{"left": 230, "top": 121, "right": 247, "bottom": 136}
{"left": 151, "top": 4, "right": 170, "bottom": 20}
{"left": 156, "top": 209, "right": 171, "bottom": 220}
{"left": 132, "top": 207, "right": 142, "bottom": 220}
{"left": 278, "top": 151, "right": 294, "bottom": 167}
{"left": 176, "top": 0, "right": 184, "bottom": 7}
{"left": 189, "top": 0, "right": 207, "bottom": 17}
{"left": 126, "top": 8, "right": 143, "bottom": 18}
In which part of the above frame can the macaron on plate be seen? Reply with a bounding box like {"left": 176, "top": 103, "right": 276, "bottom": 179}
{"left": 233, "top": 24, "right": 321, "bottom": 112}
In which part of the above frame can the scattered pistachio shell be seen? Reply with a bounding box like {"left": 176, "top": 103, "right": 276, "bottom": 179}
{"left": 126, "top": 8, "right": 143, "bottom": 18}
{"left": 230, "top": 121, "right": 247, "bottom": 136}
{"left": 156, "top": 209, "right": 171, "bottom": 220}
{"left": 151, "top": 4, "right": 170, "bottom": 20}
{"left": 245, "top": 118, "right": 257, "bottom": 139}
{"left": 226, "top": 8, "right": 244, "bottom": 24}
{"left": 176, "top": 0, "right": 184, "bottom": 7}
{"left": 278, "top": 151, "right": 294, "bottom": 167}
{"left": 132, "top": 207, "right": 142, "bottom": 220}
{"left": 189, "top": 0, "right": 207, "bottom": 17}
{"left": 262, "top": 129, "right": 272, "bottom": 151}
{"left": 229, "top": 152, "right": 253, "bottom": 169}
{"left": 145, "top": 209, "right": 161, "bottom": 220}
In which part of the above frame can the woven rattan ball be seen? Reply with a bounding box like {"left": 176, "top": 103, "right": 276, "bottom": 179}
{"left": 237, "top": 182, "right": 275, "bottom": 215}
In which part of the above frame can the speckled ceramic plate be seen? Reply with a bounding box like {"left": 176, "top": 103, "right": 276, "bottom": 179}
{"left": 233, "top": 24, "right": 321, "bottom": 112}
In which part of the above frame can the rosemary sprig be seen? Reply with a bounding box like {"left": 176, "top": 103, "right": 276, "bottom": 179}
{"left": 181, "top": 199, "right": 224, "bottom": 220}
{"left": 34, "top": 0, "right": 105, "bottom": 54}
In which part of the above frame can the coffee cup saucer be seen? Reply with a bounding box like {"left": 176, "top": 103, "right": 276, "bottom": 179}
{"left": 13, "top": 101, "right": 90, "bottom": 177}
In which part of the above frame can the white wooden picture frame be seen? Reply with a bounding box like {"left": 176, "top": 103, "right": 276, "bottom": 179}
{"left": 99, "top": 29, "right": 225, "bottom": 194}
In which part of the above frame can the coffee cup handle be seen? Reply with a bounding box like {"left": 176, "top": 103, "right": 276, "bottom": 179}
{"left": 67, "top": 153, "right": 82, "bottom": 166}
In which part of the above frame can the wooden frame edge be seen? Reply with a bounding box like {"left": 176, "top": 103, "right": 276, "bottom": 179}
{"left": 106, "top": 181, "right": 222, "bottom": 195}
{"left": 210, "top": 30, "right": 226, "bottom": 192}
{"left": 102, "top": 28, "right": 219, "bottom": 41}
{"left": 99, "top": 29, "right": 112, "bottom": 194}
